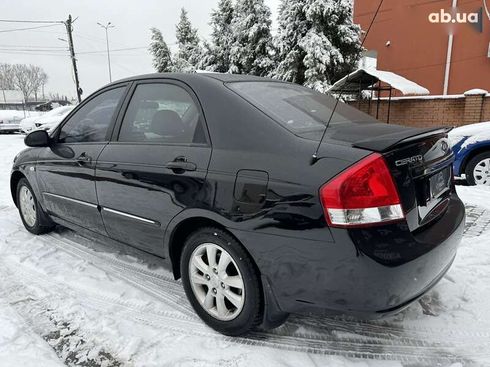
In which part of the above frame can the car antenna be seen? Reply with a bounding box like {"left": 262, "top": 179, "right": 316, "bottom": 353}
{"left": 310, "top": 0, "right": 385, "bottom": 165}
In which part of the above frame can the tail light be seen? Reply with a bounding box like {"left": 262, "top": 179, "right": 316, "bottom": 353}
{"left": 320, "top": 153, "right": 404, "bottom": 228}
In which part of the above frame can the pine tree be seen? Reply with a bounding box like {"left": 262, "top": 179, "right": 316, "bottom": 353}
{"left": 198, "top": 41, "right": 217, "bottom": 71}
{"left": 200, "top": 0, "right": 234, "bottom": 72}
{"left": 273, "top": 0, "right": 362, "bottom": 92}
{"left": 229, "top": 0, "right": 274, "bottom": 76}
{"left": 273, "top": 0, "right": 309, "bottom": 84}
{"left": 174, "top": 8, "right": 202, "bottom": 72}
{"left": 149, "top": 27, "right": 172, "bottom": 73}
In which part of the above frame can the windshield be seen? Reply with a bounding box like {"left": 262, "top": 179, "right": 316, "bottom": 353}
{"left": 228, "top": 81, "right": 378, "bottom": 133}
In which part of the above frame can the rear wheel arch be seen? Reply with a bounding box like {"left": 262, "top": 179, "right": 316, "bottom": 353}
{"left": 168, "top": 216, "right": 261, "bottom": 281}
{"left": 460, "top": 145, "right": 490, "bottom": 175}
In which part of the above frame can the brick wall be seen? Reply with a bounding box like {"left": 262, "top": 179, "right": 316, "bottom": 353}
{"left": 482, "top": 96, "right": 490, "bottom": 122}
{"left": 349, "top": 92, "right": 490, "bottom": 128}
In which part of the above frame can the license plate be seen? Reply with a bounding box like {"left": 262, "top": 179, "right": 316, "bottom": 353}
{"left": 429, "top": 167, "right": 451, "bottom": 199}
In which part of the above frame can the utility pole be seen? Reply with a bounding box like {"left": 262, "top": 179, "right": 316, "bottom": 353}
{"left": 97, "top": 22, "right": 115, "bottom": 82}
{"left": 64, "top": 15, "right": 82, "bottom": 103}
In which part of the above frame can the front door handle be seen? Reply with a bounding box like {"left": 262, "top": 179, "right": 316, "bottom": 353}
{"left": 165, "top": 157, "right": 197, "bottom": 173}
{"left": 76, "top": 152, "right": 92, "bottom": 163}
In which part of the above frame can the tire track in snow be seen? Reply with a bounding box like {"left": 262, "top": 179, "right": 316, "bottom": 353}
{"left": 0, "top": 265, "right": 124, "bottom": 367}
{"left": 464, "top": 205, "right": 490, "bottom": 238}
{"left": 46, "top": 232, "right": 490, "bottom": 342}
{"left": 1, "top": 207, "right": 488, "bottom": 365}
{"left": 44, "top": 232, "right": 197, "bottom": 319}
{"left": 1, "top": 234, "right": 481, "bottom": 365}
{"left": 0, "top": 265, "right": 471, "bottom": 367}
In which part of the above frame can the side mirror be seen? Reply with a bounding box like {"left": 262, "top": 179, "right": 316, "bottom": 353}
{"left": 25, "top": 130, "right": 50, "bottom": 147}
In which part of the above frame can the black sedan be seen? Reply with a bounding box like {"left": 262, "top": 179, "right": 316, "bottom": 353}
{"left": 11, "top": 73, "right": 465, "bottom": 336}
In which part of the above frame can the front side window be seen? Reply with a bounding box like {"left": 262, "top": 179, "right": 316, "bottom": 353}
{"left": 58, "top": 87, "right": 125, "bottom": 143}
{"left": 118, "top": 83, "right": 205, "bottom": 144}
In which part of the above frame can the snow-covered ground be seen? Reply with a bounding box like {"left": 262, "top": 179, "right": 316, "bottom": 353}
{"left": 1, "top": 133, "right": 490, "bottom": 367}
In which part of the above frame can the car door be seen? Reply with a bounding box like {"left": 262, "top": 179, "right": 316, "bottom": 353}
{"left": 36, "top": 85, "right": 128, "bottom": 234}
{"left": 95, "top": 80, "right": 212, "bottom": 255}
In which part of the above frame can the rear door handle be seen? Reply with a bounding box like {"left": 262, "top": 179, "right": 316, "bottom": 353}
{"left": 165, "top": 157, "right": 197, "bottom": 173}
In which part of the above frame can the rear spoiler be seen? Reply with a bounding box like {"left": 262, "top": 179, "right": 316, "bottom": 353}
{"left": 353, "top": 127, "right": 452, "bottom": 152}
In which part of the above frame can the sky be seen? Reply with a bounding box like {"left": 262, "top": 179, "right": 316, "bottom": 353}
{"left": 0, "top": 0, "right": 281, "bottom": 100}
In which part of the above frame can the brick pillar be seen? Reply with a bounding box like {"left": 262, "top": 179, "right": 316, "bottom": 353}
{"left": 463, "top": 89, "right": 488, "bottom": 125}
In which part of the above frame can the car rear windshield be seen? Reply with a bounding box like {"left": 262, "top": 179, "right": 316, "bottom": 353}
{"left": 228, "top": 81, "right": 378, "bottom": 133}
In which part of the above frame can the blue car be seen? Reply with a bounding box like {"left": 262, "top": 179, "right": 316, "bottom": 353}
{"left": 449, "top": 122, "right": 490, "bottom": 185}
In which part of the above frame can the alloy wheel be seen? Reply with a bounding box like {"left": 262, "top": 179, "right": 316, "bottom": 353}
{"left": 473, "top": 158, "right": 490, "bottom": 186}
{"left": 19, "top": 185, "right": 37, "bottom": 227}
{"left": 188, "top": 242, "right": 245, "bottom": 321}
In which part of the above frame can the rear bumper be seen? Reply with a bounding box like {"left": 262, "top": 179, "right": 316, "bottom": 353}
{"left": 372, "top": 252, "right": 456, "bottom": 317}
{"left": 233, "top": 193, "right": 465, "bottom": 317}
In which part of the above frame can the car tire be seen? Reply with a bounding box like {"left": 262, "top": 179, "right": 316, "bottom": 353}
{"left": 465, "top": 152, "right": 490, "bottom": 186}
{"left": 16, "top": 177, "right": 55, "bottom": 235}
{"left": 180, "top": 227, "right": 263, "bottom": 336}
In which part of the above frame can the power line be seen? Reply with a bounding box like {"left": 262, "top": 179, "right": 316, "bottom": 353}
{"left": 0, "top": 46, "right": 150, "bottom": 55}
{"left": 77, "top": 46, "right": 148, "bottom": 54}
{"left": 0, "top": 24, "right": 61, "bottom": 33}
{"left": 0, "top": 50, "right": 67, "bottom": 55}
{"left": 0, "top": 50, "right": 68, "bottom": 56}
{"left": 0, "top": 44, "right": 67, "bottom": 49}
{"left": 0, "top": 15, "right": 82, "bottom": 102}
{"left": 77, "top": 43, "right": 176, "bottom": 55}
{"left": 0, "top": 19, "right": 63, "bottom": 24}
{"left": 0, "top": 48, "right": 67, "bottom": 52}
{"left": 74, "top": 32, "right": 140, "bottom": 50}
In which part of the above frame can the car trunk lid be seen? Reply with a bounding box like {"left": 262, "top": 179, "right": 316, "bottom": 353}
{"left": 385, "top": 131, "right": 454, "bottom": 232}
{"left": 352, "top": 128, "right": 454, "bottom": 232}
{"left": 310, "top": 124, "right": 454, "bottom": 232}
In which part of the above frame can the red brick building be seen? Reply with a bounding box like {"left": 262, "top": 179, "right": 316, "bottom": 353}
{"left": 353, "top": 0, "right": 490, "bottom": 96}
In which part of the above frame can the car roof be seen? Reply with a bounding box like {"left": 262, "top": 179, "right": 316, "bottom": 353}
{"left": 111, "top": 72, "right": 278, "bottom": 86}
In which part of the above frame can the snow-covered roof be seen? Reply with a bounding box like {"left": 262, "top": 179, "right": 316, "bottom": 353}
{"left": 449, "top": 121, "right": 490, "bottom": 137}
{"left": 328, "top": 67, "right": 430, "bottom": 96}
{"left": 464, "top": 89, "right": 489, "bottom": 96}
{"left": 449, "top": 121, "right": 490, "bottom": 149}
{"left": 0, "top": 90, "right": 24, "bottom": 104}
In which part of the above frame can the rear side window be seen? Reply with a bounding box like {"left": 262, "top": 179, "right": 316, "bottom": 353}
{"left": 118, "top": 83, "right": 205, "bottom": 144}
{"left": 228, "top": 82, "right": 377, "bottom": 133}
{"left": 58, "top": 87, "right": 125, "bottom": 143}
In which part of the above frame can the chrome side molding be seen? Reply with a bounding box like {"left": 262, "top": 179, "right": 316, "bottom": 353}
{"left": 44, "top": 192, "right": 98, "bottom": 209}
{"left": 102, "top": 207, "right": 158, "bottom": 225}
{"left": 43, "top": 192, "right": 159, "bottom": 226}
